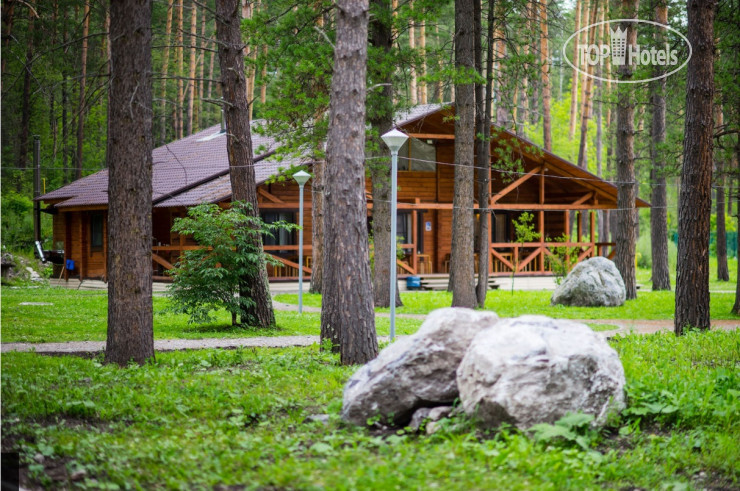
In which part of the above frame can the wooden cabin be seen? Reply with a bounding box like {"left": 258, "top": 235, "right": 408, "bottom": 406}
{"left": 38, "top": 104, "right": 649, "bottom": 281}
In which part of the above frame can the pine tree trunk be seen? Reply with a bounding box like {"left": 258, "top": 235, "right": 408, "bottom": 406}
{"left": 450, "top": 0, "right": 476, "bottom": 308}
{"left": 568, "top": 0, "right": 581, "bottom": 141}
{"left": 576, "top": 0, "right": 598, "bottom": 169}
{"left": 540, "top": 0, "right": 552, "bottom": 152}
{"left": 197, "top": 5, "right": 206, "bottom": 130}
{"left": 370, "top": 0, "right": 402, "bottom": 308}
{"left": 408, "top": 0, "right": 417, "bottom": 105}
{"left": 419, "top": 20, "right": 427, "bottom": 104}
{"left": 714, "top": 105, "right": 729, "bottom": 281}
{"left": 614, "top": 1, "right": 638, "bottom": 301}
{"left": 650, "top": 1, "right": 671, "bottom": 290}
{"left": 675, "top": 0, "right": 717, "bottom": 334}
{"left": 160, "top": 0, "right": 173, "bottom": 144}
{"left": 176, "top": 0, "right": 184, "bottom": 139}
{"left": 215, "top": 0, "right": 275, "bottom": 328}
{"left": 475, "top": 0, "right": 494, "bottom": 308}
{"left": 321, "top": 0, "right": 377, "bottom": 364}
{"left": 18, "top": 2, "right": 34, "bottom": 181}
{"left": 186, "top": 0, "right": 197, "bottom": 135}
{"left": 106, "top": 0, "right": 155, "bottom": 366}
{"left": 733, "top": 144, "right": 740, "bottom": 315}
{"left": 309, "top": 159, "right": 324, "bottom": 294}
{"left": 75, "top": 1, "right": 90, "bottom": 180}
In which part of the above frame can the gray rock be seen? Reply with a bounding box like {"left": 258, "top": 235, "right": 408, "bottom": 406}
{"left": 408, "top": 405, "right": 454, "bottom": 432}
{"left": 457, "top": 315, "right": 625, "bottom": 430}
{"left": 303, "top": 414, "right": 330, "bottom": 425}
{"left": 551, "top": 257, "right": 626, "bottom": 307}
{"left": 342, "top": 308, "right": 499, "bottom": 426}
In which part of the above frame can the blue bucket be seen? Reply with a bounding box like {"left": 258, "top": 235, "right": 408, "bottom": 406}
{"left": 65, "top": 259, "right": 75, "bottom": 271}
{"left": 406, "top": 276, "right": 421, "bottom": 289}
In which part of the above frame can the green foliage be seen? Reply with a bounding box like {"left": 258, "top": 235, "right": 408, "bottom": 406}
{"left": 166, "top": 202, "right": 294, "bottom": 326}
{"left": 3, "top": 330, "right": 739, "bottom": 488}
{"left": 512, "top": 212, "right": 540, "bottom": 244}
{"left": 545, "top": 233, "right": 581, "bottom": 284}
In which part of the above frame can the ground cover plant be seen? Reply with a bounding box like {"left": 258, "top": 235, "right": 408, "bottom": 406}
{"left": 0, "top": 286, "right": 422, "bottom": 344}
{"left": 2, "top": 330, "right": 738, "bottom": 489}
{"left": 276, "top": 289, "right": 740, "bottom": 321}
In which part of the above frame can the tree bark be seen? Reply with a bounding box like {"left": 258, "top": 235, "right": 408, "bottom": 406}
{"left": 75, "top": 1, "right": 90, "bottom": 180}
{"left": 568, "top": 0, "right": 581, "bottom": 141}
{"left": 540, "top": 0, "right": 552, "bottom": 152}
{"left": 675, "top": 0, "right": 716, "bottom": 334}
{"left": 475, "top": 0, "right": 494, "bottom": 308}
{"left": 176, "top": 0, "right": 184, "bottom": 139}
{"left": 449, "top": 0, "right": 476, "bottom": 308}
{"left": 419, "top": 19, "right": 427, "bottom": 104}
{"left": 18, "top": 1, "right": 35, "bottom": 180}
{"left": 614, "top": 0, "right": 639, "bottom": 301}
{"left": 186, "top": 0, "right": 197, "bottom": 135}
{"left": 650, "top": 1, "right": 671, "bottom": 290}
{"left": 215, "top": 0, "right": 275, "bottom": 328}
{"left": 408, "top": 0, "right": 417, "bottom": 105}
{"left": 309, "top": 159, "right": 324, "bottom": 294}
{"left": 714, "top": 105, "right": 729, "bottom": 281}
{"left": 321, "top": 0, "right": 377, "bottom": 364}
{"left": 196, "top": 4, "right": 206, "bottom": 130}
{"left": 160, "top": 0, "right": 173, "bottom": 144}
{"left": 733, "top": 145, "right": 740, "bottom": 315}
{"left": 576, "top": 0, "right": 598, "bottom": 169}
{"left": 106, "top": 0, "right": 155, "bottom": 366}
{"left": 370, "top": 0, "right": 402, "bottom": 308}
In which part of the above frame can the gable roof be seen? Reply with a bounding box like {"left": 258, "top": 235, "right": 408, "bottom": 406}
{"left": 39, "top": 120, "right": 306, "bottom": 209}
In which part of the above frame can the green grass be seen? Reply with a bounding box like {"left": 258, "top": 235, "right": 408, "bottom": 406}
{"left": 275, "top": 289, "right": 740, "bottom": 321}
{"left": 0, "top": 286, "right": 423, "bottom": 343}
{"left": 635, "top": 259, "right": 739, "bottom": 292}
{"left": 2, "top": 331, "right": 739, "bottom": 489}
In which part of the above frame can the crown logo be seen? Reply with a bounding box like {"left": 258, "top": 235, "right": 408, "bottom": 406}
{"left": 610, "top": 27, "right": 627, "bottom": 65}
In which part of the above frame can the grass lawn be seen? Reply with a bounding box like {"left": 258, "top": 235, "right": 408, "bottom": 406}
{"left": 275, "top": 289, "right": 740, "bottom": 321}
{"left": 0, "top": 287, "right": 423, "bottom": 344}
{"left": 2, "top": 330, "right": 739, "bottom": 489}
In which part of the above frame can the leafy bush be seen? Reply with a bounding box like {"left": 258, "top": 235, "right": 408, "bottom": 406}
{"left": 545, "top": 233, "right": 580, "bottom": 285}
{"left": 166, "top": 202, "right": 295, "bottom": 326}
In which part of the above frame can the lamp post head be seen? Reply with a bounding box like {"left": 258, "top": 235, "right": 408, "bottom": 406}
{"left": 293, "top": 170, "right": 311, "bottom": 187}
{"left": 381, "top": 129, "right": 408, "bottom": 153}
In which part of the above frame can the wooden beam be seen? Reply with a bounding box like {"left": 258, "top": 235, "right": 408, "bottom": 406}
{"left": 406, "top": 133, "right": 455, "bottom": 140}
{"left": 571, "top": 192, "right": 594, "bottom": 205}
{"left": 490, "top": 166, "right": 543, "bottom": 204}
{"left": 152, "top": 253, "right": 175, "bottom": 270}
{"left": 258, "top": 188, "right": 285, "bottom": 203}
{"left": 490, "top": 203, "right": 617, "bottom": 210}
{"left": 269, "top": 254, "right": 312, "bottom": 274}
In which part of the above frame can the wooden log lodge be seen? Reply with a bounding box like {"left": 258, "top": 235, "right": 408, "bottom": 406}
{"left": 37, "top": 104, "right": 649, "bottom": 281}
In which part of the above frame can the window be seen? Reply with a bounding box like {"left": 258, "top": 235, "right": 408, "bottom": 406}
{"left": 398, "top": 138, "right": 436, "bottom": 172}
{"left": 90, "top": 213, "right": 104, "bottom": 251}
{"left": 261, "top": 212, "right": 295, "bottom": 247}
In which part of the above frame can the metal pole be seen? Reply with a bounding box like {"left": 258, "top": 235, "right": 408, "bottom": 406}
{"left": 390, "top": 149, "right": 398, "bottom": 341}
{"left": 298, "top": 182, "right": 305, "bottom": 314}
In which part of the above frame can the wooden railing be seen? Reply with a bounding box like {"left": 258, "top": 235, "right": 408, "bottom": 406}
{"left": 489, "top": 241, "right": 615, "bottom": 275}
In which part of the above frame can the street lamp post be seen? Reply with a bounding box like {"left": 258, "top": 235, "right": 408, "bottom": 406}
{"left": 381, "top": 129, "right": 408, "bottom": 342}
{"left": 293, "top": 170, "right": 311, "bottom": 314}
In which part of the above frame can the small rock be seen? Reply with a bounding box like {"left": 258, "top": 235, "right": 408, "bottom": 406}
{"left": 342, "top": 308, "right": 499, "bottom": 427}
{"left": 303, "top": 414, "right": 330, "bottom": 425}
{"left": 70, "top": 469, "right": 87, "bottom": 481}
{"left": 19, "top": 302, "right": 54, "bottom": 306}
{"left": 427, "top": 406, "right": 453, "bottom": 421}
{"left": 33, "top": 453, "right": 45, "bottom": 464}
{"left": 551, "top": 257, "right": 626, "bottom": 307}
{"left": 408, "top": 408, "right": 433, "bottom": 431}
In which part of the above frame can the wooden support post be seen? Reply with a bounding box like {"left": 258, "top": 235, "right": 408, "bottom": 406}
{"left": 590, "top": 210, "right": 595, "bottom": 243}
{"left": 412, "top": 199, "right": 419, "bottom": 274}
{"left": 564, "top": 210, "right": 570, "bottom": 238}
{"left": 577, "top": 211, "right": 583, "bottom": 242}
{"left": 539, "top": 210, "right": 545, "bottom": 272}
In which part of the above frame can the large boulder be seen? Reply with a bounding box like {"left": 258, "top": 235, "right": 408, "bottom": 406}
{"left": 551, "top": 256, "right": 625, "bottom": 307}
{"left": 457, "top": 315, "right": 625, "bottom": 430}
{"left": 342, "top": 308, "right": 499, "bottom": 426}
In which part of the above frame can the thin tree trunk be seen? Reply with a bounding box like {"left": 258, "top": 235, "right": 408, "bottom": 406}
{"left": 650, "top": 1, "right": 671, "bottom": 290}
{"left": 715, "top": 105, "right": 729, "bottom": 281}
{"left": 476, "top": 0, "right": 494, "bottom": 308}
{"left": 577, "top": 0, "right": 598, "bottom": 169}
{"left": 568, "top": 0, "right": 581, "bottom": 140}
{"left": 18, "top": 1, "right": 35, "bottom": 181}
{"left": 215, "top": 0, "right": 275, "bottom": 328}
{"left": 370, "top": 0, "right": 402, "bottom": 309}
{"left": 450, "top": 0, "right": 476, "bottom": 308}
{"left": 675, "top": 0, "right": 717, "bottom": 334}
{"left": 733, "top": 145, "right": 740, "bottom": 315}
{"left": 197, "top": 5, "right": 206, "bottom": 130}
{"left": 160, "top": 0, "right": 173, "bottom": 144}
{"left": 309, "top": 159, "right": 324, "bottom": 294}
{"left": 321, "top": 0, "right": 377, "bottom": 365}
{"left": 409, "top": 0, "right": 417, "bottom": 105}
{"left": 540, "top": 0, "right": 552, "bottom": 152}
{"left": 242, "top": 0, "right": 256, "bottom": 121}
{"left": 595, "top": 10, "right": 605, "bottom": 245}
{"left": 75, "top": 1, "right": 90, "bottom": 180}
{"left": 614, "top": 0, "right": 639, "bottom": 301}
{"left": 419, "top": 19, "right": 427, "bottom": 104}
{"left": 1, "top": 0, "right": 16, "bottom": 76}
{"left": 177, "top": 0, "right": 184, "bottom": 139}
{"left": 186, "top": 0, "right": 197, "bottom": 135}
{"left": 106, "top": 0, "right": 155, "bottom": 366}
